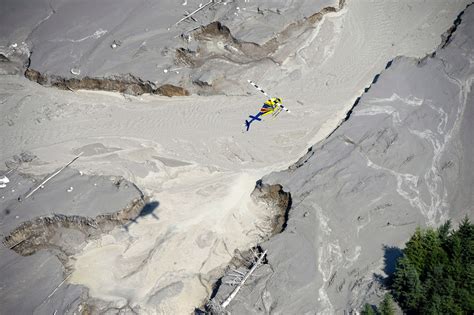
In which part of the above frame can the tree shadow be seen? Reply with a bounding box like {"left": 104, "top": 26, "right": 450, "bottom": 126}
{"left": 383, "top": 245, "right": 403, "bottom": 276}
{"left": 123, "top": 201, "right": 160, "bottom": 231}
{"left": 374, "top": 245, "right": 403, "bottom": 287}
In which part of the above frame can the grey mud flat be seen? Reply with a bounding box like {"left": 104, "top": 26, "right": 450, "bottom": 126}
{"left": 0, "top": 166, "right": 144, "bottom": 314}
{"left": 212, "top": 4, "right": 474, "bottom": 314}
{"left": 0, "top": 0, "right": 336, "bottom": 94}
{"left": 1, "top": 0, "right": 472, "bottom": 314}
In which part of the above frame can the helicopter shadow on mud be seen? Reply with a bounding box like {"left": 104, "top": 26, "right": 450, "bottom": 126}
{"left": 122, "top": 201, "right": 160, "bottom": 231}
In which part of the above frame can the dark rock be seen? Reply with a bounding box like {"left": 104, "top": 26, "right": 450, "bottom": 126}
{"left": 155, "top": 84, "right": 190, "bottom": 97}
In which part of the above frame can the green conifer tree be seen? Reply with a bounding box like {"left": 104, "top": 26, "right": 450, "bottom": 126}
{"left": 379, "top": 293, "right": 395, "bottom": 315}
{"left": 392, "top": 256, "right": 423, "bottom": 312}
{"left": 360, "top": 303, "right": 376, "bottom": 315}
{"left": 391, "top": 218, "right": 474, "bottom": 314}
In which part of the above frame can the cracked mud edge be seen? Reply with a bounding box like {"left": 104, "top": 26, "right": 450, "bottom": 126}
{"left": 326, "top": 0, "right": 474, "bottom": 139}
{"left": 289, "top": 1, "right": 474, "bottom": 172}
{"left": 440, "top": 1, "right": 473, "bottom": 49}
{"left": 2, "top": 1, "right": 345, "bottom": 97}
{"left": 2, "top": 187, "right": 148, "bottom": 312}
{"left": 24, "top": 68, "right": 190, "bottom": 97}
{"left": 3, "top": 196, "right": 146, "bottom": 260}
{"left": 286, "top": 54, "right": 394, "bottom": 171}
{"left": 179, "top": 1, "right": 346, "bottom": 91}
{"left": 0, "top": 47, "right": 190, "bottom": 96}
{"left": 197, "top": 2, "right": 474, "bottom": 312}
{"left": 194, "top": 182, "right": 291, "bottom": 313}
